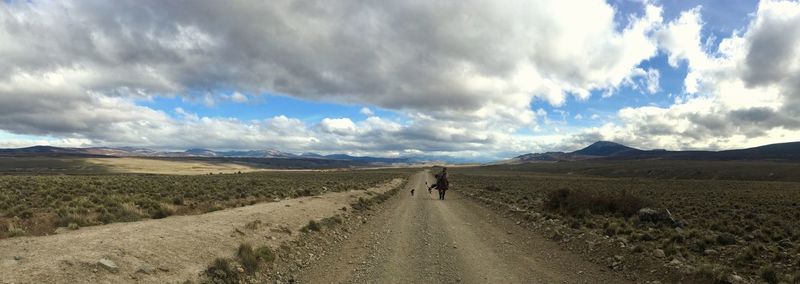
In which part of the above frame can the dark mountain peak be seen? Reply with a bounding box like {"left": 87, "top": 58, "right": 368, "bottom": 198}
{"left": 23, "top": 145, "right": 65, "bottom": 152}
{"left": 573, "top": 141, "right": 639, "bottom": 156}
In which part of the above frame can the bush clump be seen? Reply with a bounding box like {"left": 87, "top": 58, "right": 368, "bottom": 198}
{"left": 351, "top": 197, "right": 373, "bottom": 211}
{"left": 255, "top": 246, "right": 275, "bottom": 263}
{"left": 206, "top": 258, "right": 239, "bottom": 284}
{"left": 692, "top": 263, "right": 730, "bottom": 284}
{"left": 484, "top": 185, "right": 501, "bottom": 192}
{"left": 237, "top": 243, "right": 258, "bottom": 273}
{"left": 760, "top": 265, "right": 779, "bottom": 284}
{"left": 8, "top": 226, "right": 26, "bottom": 237}
{"left": 301, "top": 220, "right": 321, "bottom": 233}
{"left": 544, "top": 188, "right": 653, "bottom": 217}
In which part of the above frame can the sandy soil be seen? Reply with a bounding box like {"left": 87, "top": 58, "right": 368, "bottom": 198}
{"left": 86, "top": 158, "right": 263, "bottom": 175}
{"left": 0, "top": 179, "right": 403, "bottom": 284}
{"left": 299, "top": 171, "right": 629, "bottom": 283}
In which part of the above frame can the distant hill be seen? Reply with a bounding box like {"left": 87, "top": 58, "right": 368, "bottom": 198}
{"left": 0, "top": 146, "right": 109, "bottom": 157}
{"left": 0, "top": 146, "right": 420, "bottom": 166}
{"left": 572, "top": 141, "right": 641, "bottom": 156}
{"left": 508, "top": 141, "right": 800, "bottom": 163}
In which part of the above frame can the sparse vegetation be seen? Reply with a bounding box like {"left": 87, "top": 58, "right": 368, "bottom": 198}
{"left": 320, "top": 216, "right": 343, "bottom": 228}
{"left": 453, "top": 163, "right": 800, "bottom": 282}
{"left": 255, "top": 245, "right": 275, "bottom": 263}
{"left": 0, "top": 170, "right": 407, "bottom": 238}
{"left": 237, "top": 243, "right": 259, "bottom": 273}
{"left": 544, "top": 188, "right": 652, "bottom": 217}
{"left": 301, "top": 220, "right": 321, "bottom": 233}
{"left": 351, "top": 197, "right": 373, "bottom": 211}
{"left": 205, "top": 258, "right": 239, "bottom": 284}
{"left": 760, "top": 264, "right": 778, "bottom": 284}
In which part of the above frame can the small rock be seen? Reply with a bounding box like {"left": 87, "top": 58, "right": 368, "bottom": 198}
{"left": 614, "top": 255, "right": 624, "bottom": 261}
{"left": 667, "top": 259, "right": 682, "bottom": 266}
{"left": 703, "top": 249, "right": 718, "bottom": 255}
{"left": 13, "top": 256, "right": 21, "bottom": 261}
{"left": 237, "top": 267, "right": 244, "bottom": 273}
{"left": 653, "top": 249, "right": 665, "bottom": 258}
{"left": 136, "top": 265, "right": 155, "bottom": 275}
{"left": 728, "top": 274, "right": 744, "bottom": 283}
{"left": 158, "top": 265, "right": 170, "bottom": 272}
{"left": 98, "top": 258, "right": 119, "bottom": 273}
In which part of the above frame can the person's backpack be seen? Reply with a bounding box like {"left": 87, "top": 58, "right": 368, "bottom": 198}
{"left": 436, "top": 172, "right": 449, "bottom": 190}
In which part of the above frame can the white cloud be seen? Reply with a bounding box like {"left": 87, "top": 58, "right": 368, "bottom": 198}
{"left": 2, "top": 0, "right": 798, "bottom": 159}
{"left": 229, "top": 92, "right": 248, "bottom": 103}
{"left": 360, "top": 107, "right": 374, "bottom": 116}
{"left": 644, "top": 68, "right": 661, "bottom": 94}
{"left": 574, "top": 0, "right": 800, "bottom": 151}
{"left": 0, "top": 1, "right": 664, "bottom": 145}
{"left": 319, "top": 118, "right": 358, "bottom": 135}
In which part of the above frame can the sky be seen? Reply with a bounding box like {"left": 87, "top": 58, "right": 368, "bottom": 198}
{"left": 1, "top": 0, "right": 800, "bottom": 161}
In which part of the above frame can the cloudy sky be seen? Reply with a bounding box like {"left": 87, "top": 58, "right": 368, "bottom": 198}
{"left": 1, "top": 0, "right": 799, "bottom": 161}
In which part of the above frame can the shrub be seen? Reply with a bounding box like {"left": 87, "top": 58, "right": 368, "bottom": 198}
{"left": 115, "top": 202, "right": 146, "bottom": 222}
{"left": 67, "top": 223, "right": 79, "bottom": 230}
{"left": 484, "top": 185, "right": 501, "bottom": 192}
{"left": 692, "top": 263, "right": 729, "bottom": 284}
{"left": 790, "top": 272, "right": 800, "bottom": 284}
{"left": 244, "top": 220, "right": 261, "bottom": 230}
{"left": 255, "top": 246, "right": 275, "bottom": 263}
{"left": 237, "top": 243, "right": 259, "bottom": 273}
{"left": 760, "top": 265, "right": 778, "bottom": 284}
{"left": 301, "top": 220, "right": 321, "bottom": 233}
{"left": 8, "top": 225, "right": 26, "bottom": 237}
{"left": 545, "top": 188, "right": 653, "bottom": 217}
{"left": 734, "top": 247, "right": 756, "bottom": 266}
{"left": 320, "top": 216, "right": 343, "bottom": 228}
{"left": 206, "top": 258, "right": 239, "bottom": 284}
{"left": 351, "top": 197, "right": 373, "bottom": 211}
{"left": 716, "top": 232, "right": 736, "bottom": 246}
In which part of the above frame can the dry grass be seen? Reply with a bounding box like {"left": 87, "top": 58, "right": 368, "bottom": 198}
{"left": 453, "top": 164, "right": 800, "bottom": 282}
{"left": 86, "top": 158, "right": 260, "bottom": 175}
{"left": 0, "top": 170, "right": 407, "bottom": 238}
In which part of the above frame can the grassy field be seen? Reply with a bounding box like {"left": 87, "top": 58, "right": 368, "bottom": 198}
{"left": 452, "top": 163, "right": 800, "bottom": 283}
{"left": 0, "top": 157, "right": 110, "bottom": 174}
{"left": 0, "top": 156, "right": 381, "bottom": 175}
{"left": 0, "top": 169, "right": 412, "bottom": 238}
{"left": 493, "top": 160, "right": 800, "bottom": 182}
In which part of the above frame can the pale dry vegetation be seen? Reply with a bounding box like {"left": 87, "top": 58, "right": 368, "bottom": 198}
{"left": 454, "top": 164, "right": 800, "bottom": 283}
{"left": 0, "top": 170, "right": 407, "bottom": 238}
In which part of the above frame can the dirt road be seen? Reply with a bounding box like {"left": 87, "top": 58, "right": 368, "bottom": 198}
{"left": 0, "top": 179, "right": 403, "bottom": 284}
{"left": 300, "top": 171, "right": 628, "bottom": 283}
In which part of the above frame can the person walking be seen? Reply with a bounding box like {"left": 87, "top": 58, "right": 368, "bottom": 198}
{"left": 428, "top": 167, "right": 449, "bottom": 200}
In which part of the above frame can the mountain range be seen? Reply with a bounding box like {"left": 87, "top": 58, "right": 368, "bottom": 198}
{"left": 508, "top": 141, "right": 800, "bottom": 163}
{"left": 0, "top": 146, "right": 435, "bottom": 164}
{"left": 2, "top": 141, "right": 799, "bottom": 165}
